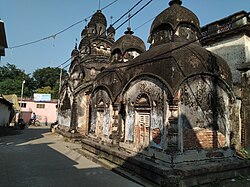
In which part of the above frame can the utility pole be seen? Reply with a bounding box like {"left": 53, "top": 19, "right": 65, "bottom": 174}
{"left": 20, "top": 80, "right": 25, "bottom": 118}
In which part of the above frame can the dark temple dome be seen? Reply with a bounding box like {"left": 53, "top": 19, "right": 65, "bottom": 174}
{"left": 107, "top": 25, "right": 115, "bottom": 35}
{"left": 71, "top": 43, "right": 79, "bottom": 57}
{"left": 150, "top": 0, "right": 200, "bottom": 32}
{"left": 148, "top": 0, "right": 201, "bottom": 46}
{"left": 88, "top": 10, "right": 107, "bottom": 27}
{"left": 112, "top": 27, "right": 146, "bottom": 55}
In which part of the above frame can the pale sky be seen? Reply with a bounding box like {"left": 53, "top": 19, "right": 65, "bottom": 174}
{"left": 0, "top": 0, "right": 249, "bottom": 74}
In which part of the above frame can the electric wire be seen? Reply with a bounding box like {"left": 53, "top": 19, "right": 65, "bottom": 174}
{"left": 58, "top": 0, "right": 148, "bottom": 69}
{"left": 134, "top": 16, "right": 155, "bottom": 31}
{"left": 8, "top": 0, "right": 120, "bottom": 49}
{"left": 115, "top": 0, "right": 153, "bottom": 31}
{"left": 61, "top": 9, "right": 250, "bottom": 72}
{"left": 94, "top": 11, "right": 250, "bottom": 72}
{"left": 61, "top": 0, "right": 154, "bottom": 70}
{"left": 57, "top": 57, "right": 72, "bottom": 69}
{"left": 90, "top": 12, "right": 250, "bottom": 126}
{"left": 112, "top": 0, "right": 143, "bottom": 27}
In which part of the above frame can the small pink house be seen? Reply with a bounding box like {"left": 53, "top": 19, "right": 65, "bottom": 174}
{"left": 19, "top": 99, "right": 58, "bottom": 125}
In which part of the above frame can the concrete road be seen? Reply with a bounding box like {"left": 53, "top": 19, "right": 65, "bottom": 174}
{"left": 0, "top": 126, "right": 142, "bottom": 187}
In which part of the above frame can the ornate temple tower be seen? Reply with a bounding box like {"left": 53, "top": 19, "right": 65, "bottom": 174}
{"left": 58, "top": 9, "right": 115, "bottom": 134}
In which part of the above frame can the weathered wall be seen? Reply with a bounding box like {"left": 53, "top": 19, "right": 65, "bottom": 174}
{"left": 58, "top": 109, "right": 71, "bottom": 128}
{"left": 204, "top": 34, "right": 250, "bottom": 150}
{"left": 89, "top": 89, "right": 113, "bottom": 141}
{"left": 76, "top": 93, "right": 89, "bottom": 134}
{"left": 58, "top": 90, "right": 72, "bottom": 128}
{"left": 179, "top": 76, "right": 232, "bottom": 150}
{"left": 204, "top": 35, "right": 248, "bottom": 84}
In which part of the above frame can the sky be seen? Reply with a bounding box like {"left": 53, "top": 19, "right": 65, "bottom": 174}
{"left": 0, "top": 0, "right": 249, "bottom": 75}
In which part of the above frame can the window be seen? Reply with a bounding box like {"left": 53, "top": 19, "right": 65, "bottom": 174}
{"left": 90, "top": 67, "right": 96, "bottom": 76}
{"left": 19, "top": 103, "right": 27, "bottom": 108}
{"left": 36, "top": 104, "right": 45, "bottom": 109}
{"left": 139, "top": 114, "right": 150, "bottom": 127}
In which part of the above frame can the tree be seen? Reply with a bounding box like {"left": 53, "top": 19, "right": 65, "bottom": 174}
{"left": 0, "top": 63, "right": 35, "bottom": 97}
{"left": 32, "top": 67, "right": 68, "bottom": 99}
{"left": 0, "top": 64, "right": 68, "bottom": 99}
{"left": 35, "top": 86, "right": 54, "bottom": 95}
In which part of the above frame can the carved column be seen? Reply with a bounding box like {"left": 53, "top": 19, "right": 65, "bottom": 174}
{"left": 167, "top": 99, "right": 179, "bottom": 152}
{"left": 70, "top": 97, "right": 78, "bottom": 132}
{"left": 111, "top": 104, "right": 120, "bottom": 144}
{"left": 83, "top": 93, "right": 91, "bottom": 135}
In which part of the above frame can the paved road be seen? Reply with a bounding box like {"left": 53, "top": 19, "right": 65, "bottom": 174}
{"left": 0, "top": 126, "right": 142, "bottom": 187}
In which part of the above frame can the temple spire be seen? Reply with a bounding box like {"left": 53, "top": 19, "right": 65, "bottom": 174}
{"left": 169, "top": 0, "right": 182, "bottom": 6}
{"left": 124, "top": 12, "right": 134, "bottom": 35}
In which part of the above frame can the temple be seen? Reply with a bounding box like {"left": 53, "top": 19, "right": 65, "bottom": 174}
{"left": 57, "top": 1, "right": 250, "bottom": 186}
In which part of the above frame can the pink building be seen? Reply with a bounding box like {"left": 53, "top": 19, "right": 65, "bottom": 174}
{"left": 19, "top": 99, "right": 58, "bottom": 125}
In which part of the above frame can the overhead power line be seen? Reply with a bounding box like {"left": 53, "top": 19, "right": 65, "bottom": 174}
{"left": 134, "top": 16, "right": 155, "bottom": 31}
{"left": 8, "top": 0, "right": 119, "bottom": 49}
{"left": 115, "top": 0, "right": 153, "bottom": 31}
{"left": 93, "top": 12, "right": 250, "bottom": 72}
{"left": 58, "top": 0, "right": 147, "bottom": 69}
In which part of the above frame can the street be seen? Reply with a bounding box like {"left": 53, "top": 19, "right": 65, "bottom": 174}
{"left": 0, "top": 126, "right": 142, "bottom": 187}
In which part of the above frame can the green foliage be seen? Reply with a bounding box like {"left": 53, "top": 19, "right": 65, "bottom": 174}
{"left": 33, "top": 67, "right": 68, "bottom": 99}
{"left": 0, "top": 63, "right": 26, "bottom": 81}
{"left": 35, "top": 86, "right": 54, "bottom": 94}
{"left": 0, "top": 63, "right": 35, "bottom": 97}
{"left": 0, "top": 63, "right": 69, "bottom": 99}
{"left": 35, "top": 86, "right": 56, "bottom": 98}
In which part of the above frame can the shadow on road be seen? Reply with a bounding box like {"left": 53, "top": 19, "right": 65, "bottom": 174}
{"left": 0, "top": 126, "right": 140, "bottom": 187}
{"left": 0, "top": 126, "right": 23, "bottom": 137}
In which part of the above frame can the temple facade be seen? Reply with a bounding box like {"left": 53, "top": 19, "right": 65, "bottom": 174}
{"left": 57, "top": 1, "right": 250, "bottom": 186}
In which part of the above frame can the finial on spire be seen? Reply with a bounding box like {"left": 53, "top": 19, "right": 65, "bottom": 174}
{"left": 124, "top": 12, "right": 134, "bottom": 35}
{"left": 75, "top": 38, "right": 78, "bottom": 49}
{"left": 128, "top": 12, "right": 131, "bottom": 28}
{"left": 98, "top": 0, "right": 101, "bottom": 10}
{"left": 110, "top": 16, "right": 113, "bottom": 25}
{"left": 169, "top": 0, "right": 182, "bottom": 6}
{"left": 124, "top": 27, "right": 134, "bottom": 35}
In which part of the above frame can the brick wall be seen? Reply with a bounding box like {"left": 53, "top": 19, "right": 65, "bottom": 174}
{"left": 183, "top": 128, "right": 226, "bottom": 150}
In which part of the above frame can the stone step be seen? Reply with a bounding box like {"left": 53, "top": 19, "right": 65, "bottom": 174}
{"left": 75, "top": 147, "right": 157, "bottom": 187}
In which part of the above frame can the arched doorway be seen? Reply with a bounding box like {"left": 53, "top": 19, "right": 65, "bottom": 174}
{"left": 134, "top": 94, "right": 151, "bottom": 150}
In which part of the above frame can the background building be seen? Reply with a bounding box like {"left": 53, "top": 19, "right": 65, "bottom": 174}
{"left": 201, "top": 11, "right": 250, "bottom": 151}
{"left": 19, "top": 94, "right": 57, "bottom": 125}
{"left": 0, "top": 95, "right": 13, "bottom": 126}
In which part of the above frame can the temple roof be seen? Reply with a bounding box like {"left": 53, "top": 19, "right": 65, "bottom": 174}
{"left": 112, "top": 27, "right": 146, "bottom": 55}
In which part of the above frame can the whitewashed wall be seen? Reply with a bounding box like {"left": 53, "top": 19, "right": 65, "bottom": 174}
{"left": 205, "top": 35, "right": 249, "bottom": 84}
